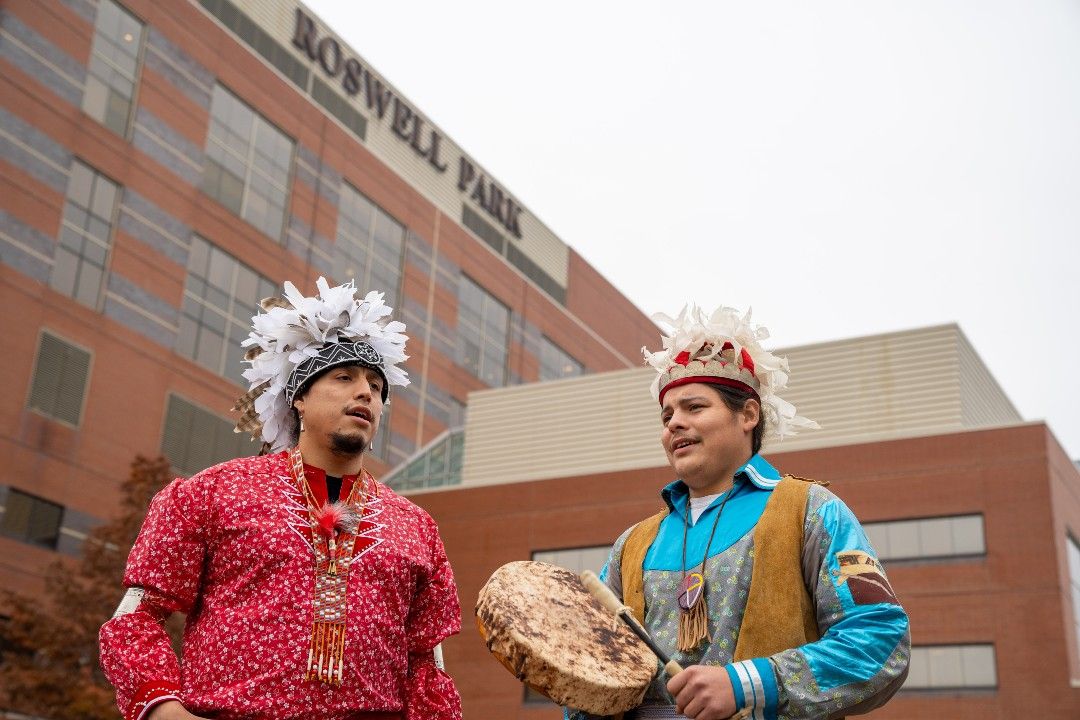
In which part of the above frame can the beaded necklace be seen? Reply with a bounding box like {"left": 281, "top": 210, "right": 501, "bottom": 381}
{"left": 288, "top": 446, "right": 377, "bottom": 684}
{"left": 676, "top": 481, "right": 740, "bottom": 653}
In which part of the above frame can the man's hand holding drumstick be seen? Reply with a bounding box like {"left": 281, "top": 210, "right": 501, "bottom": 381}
{"left": 666, "top": 665, "right": 738, "bottom": 720}
{"left": 581, "top": 571, "right": 748, "bottom": 720}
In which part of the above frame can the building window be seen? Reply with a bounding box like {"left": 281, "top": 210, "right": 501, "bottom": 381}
{"left": 50, "top": 160, "right": 120, "bottom": 309}
{"left": 539, "top": 336, "right": 583, "bottom": 381}
{"left": 160, "top": 394, "right": 258, "bottom": 476}
{"left": 862, "top": 514, "right": 985, "bottom": 562}
{"left": 903, "top": 644, "right": 997, "bottom": 690}
{"left": 532, "top": 546, "right": 611, "bottom": 575}
{"left": 385, "top": 429, "right": 465, "bottom": 492}
{"left": 26, "top": 332, "right": 92, "bottom": 426}
{"left": 335, "top": 184, "right": 405, "bottom": 307}
{"left": 0, "top": 488, "right": 64, "bottom": 550}
{"left": 176, "top": 236, "right": 277, "bottom": 385}
{"left": 449, "top": 397, "right": 466, "bottom": 430}
{"left": 203, "top": 85, "right": 293, "bottom": 239}
{"left": 456, "top": 276, "right": 509, "bottom": 386}
{"left": 81, "top": 0, "right": 144, "bottom": 135}
{"left": 1068, "top": 535, "right": 1080, "bottom": 670}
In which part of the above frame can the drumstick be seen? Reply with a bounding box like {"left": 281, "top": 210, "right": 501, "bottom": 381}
{"left": 580, "top": 570, "right": 753, "bottom": 720}
{"left": 580, "top": 570, "right": 683, "bottom": 678}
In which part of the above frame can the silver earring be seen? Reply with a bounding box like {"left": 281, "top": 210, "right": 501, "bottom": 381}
{"left": 299, "top": 413, "right": 305, "bottom": 433}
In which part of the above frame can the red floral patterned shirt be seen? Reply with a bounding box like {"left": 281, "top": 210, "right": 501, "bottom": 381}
{"left": 99, "top": 452, "right": 462, "bottom": 720}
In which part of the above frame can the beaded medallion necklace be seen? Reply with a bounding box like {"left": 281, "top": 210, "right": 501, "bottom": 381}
{"left": 288, "top": 446, "right": 377, "bottom": 685}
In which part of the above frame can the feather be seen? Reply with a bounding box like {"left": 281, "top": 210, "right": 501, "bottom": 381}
{"left": 233, "top": 277, "right": 411, "bottom": 452}
{"left": 644, "top": 303, "right": 819, "bottom": 443}
{"left": 313, "top": 502, "right": 362, "bottom": 537}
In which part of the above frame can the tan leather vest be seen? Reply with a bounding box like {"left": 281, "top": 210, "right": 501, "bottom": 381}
{"left": 619, "top": 476, "right": 821, "bottom": 662}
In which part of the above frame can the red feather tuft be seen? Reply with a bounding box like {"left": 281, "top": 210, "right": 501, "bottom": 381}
{"left": 313, "top": 502, "right": 361, "bottom": 537}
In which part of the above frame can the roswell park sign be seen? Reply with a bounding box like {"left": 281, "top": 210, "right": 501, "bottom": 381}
{"left": 292, "top": 9, "right": 524, "bottom": 239}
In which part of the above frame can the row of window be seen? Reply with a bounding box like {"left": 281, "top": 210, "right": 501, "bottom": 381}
{"left": 70, "top": 3, "right": 584, "bottom": 393}
{"left": 525, "top": 515, "right": 988, "bottom": 584}
{"left": 50, "top": 157, "right": 581, "bottom": 391}
{"left": 527, "top": 516, "right": 990, "bottom": 580}
{"left": 22, "top": 331, "right": 388, "bottom": 466}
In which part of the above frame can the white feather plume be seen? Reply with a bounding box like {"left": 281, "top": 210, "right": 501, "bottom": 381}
{"left": 642, "top": 304, "right": 819, "bottom": 444}
{"left": 241, "top": 277, "right": 409, "bottom": 452}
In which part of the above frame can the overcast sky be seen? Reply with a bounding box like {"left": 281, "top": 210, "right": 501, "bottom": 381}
{"left": 306, "top": 0, "right": 1080, "bottom": 460}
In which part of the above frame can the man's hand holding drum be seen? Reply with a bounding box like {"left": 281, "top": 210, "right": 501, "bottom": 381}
{"left": 667, "top": 666, "right": 737, "bottom": 720}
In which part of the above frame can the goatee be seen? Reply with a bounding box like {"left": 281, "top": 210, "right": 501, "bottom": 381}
{"left": 329, "top": 431, "right": 368, "bottom": 456}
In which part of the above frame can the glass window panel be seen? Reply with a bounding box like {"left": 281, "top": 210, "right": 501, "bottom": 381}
{"left": 201, "top": 307, "right": 227, "bottom": 334}
{"left": 204, "top": 85, "right": 292, "bottom": 240}
{"left": 233, "top": 266, "right": 257, "bottom": 309}
{"left": 63, "top": 204, "right": 89, "bottom": 234}
{"left": 374, "top": 213, "right": 403, "bottom": 252}
{"left": 57, "top": 228, "right": 82, "bottom": 253}
{"left": 257, "top": 277, "right": 277, "bottom": 303}
{"left": 74, "top": 265, "right": 103, "bottom": 307}
{"left": 67, "top": 162, "right": 95, "bottom": 207}
{"left": 866, "top": 515, "right": 984, "bottom": 561}
{"left": 26, "top": 499, "right": 63, "bottom": 547}
{"left": 540, "top": 337, "right": 583, "bottom": 381}
{"left": 195, "top": 328, "right": 224, "bottom": 371}
{"left": 82, "top": 76, "right": 109, "bottom": 124}
{"left": 87, "top": 216, "right": 111, "bottom": 243}
{"left": 176, "top": 316, "right": 198, "bottom": 358}
{"left": 218, "top": 170, "right": 246, "bottom": 215}
{"left": 951, "top": 516, "right": 985, "bottom": 555}
{"left": 104, "top": 94, "right": 131, "bottom": 135}
{"left": 903, "top": 648, "right": 929, "bottom": 688}
{"left": 1, "top": 490, "right": 62, "bottom": 548}
{"left": 1069, "top": 537, "right": 1080, "bottom": 661}
{"left": 449, "top": 399, "right": 466, "bottom": 429}
{"left": 457, "top": 277, "right": 508, "bottom": 385}
{"left": 206, "top": 248, "right": 234, "bottom": 290}
{"left": 1, "top": 496, "right": 32, "bottom": 539}
{"left": 82, "top": 236, "right": 108, "bottom": 266}
{"left": 178, "top": 239, "right": 274, "bottom": 385}
{"left": 927, "top": 646, "right": 963, "bottom": 688}
{"left": 959, "top": 645, "right": 996, "bottom": 687}
{"left": 188, "top": 236, "right": 209, "bottom": 273}
{"left": 918, "top": 517, "right": 952, "bottom": 557}
{"left": 245, "top": 197, "right": 276, "bottom": 238}
{"left": 885, "top": 520, "right": 920, "bottom": 560}
{"left": 50, "top": 248, "right": 79, "bottom": 296}
{"left": 226, "top": 344, "right": 246, "bottom": 385}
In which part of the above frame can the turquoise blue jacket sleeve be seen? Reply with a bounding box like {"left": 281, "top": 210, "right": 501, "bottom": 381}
{"left": 746, "top": 484, "right": 909, "bottom": 719}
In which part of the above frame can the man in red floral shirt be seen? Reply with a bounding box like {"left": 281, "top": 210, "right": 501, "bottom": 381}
{"left": 100, "top": 278, "right": 462, "bottom": 720}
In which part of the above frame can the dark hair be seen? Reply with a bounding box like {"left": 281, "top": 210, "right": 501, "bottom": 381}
{"left": 705, "top": 382, "right": 765, "bottom": 456}
{"left": 287, "top": 405, "right": 301, "bottom": 447}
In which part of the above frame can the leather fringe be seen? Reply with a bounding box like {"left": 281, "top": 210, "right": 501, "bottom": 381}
{"left": 677, "top": 595, "right": 711, "bottom": 653}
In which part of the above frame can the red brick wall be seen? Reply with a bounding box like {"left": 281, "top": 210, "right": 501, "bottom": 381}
{"left": 417, "top": 424, "right": 1080, "bottom": 719}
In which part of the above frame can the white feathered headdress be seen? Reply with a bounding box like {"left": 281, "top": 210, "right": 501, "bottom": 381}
{"left": 643, "top": 304, "right": 818, "bottom": 444}
{"left": 233, "top": 277, "right": 409, "bottom": 453}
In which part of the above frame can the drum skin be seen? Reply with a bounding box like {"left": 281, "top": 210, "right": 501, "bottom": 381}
{"left": 476, "top": 560, "right": 656, "bottom": 715}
